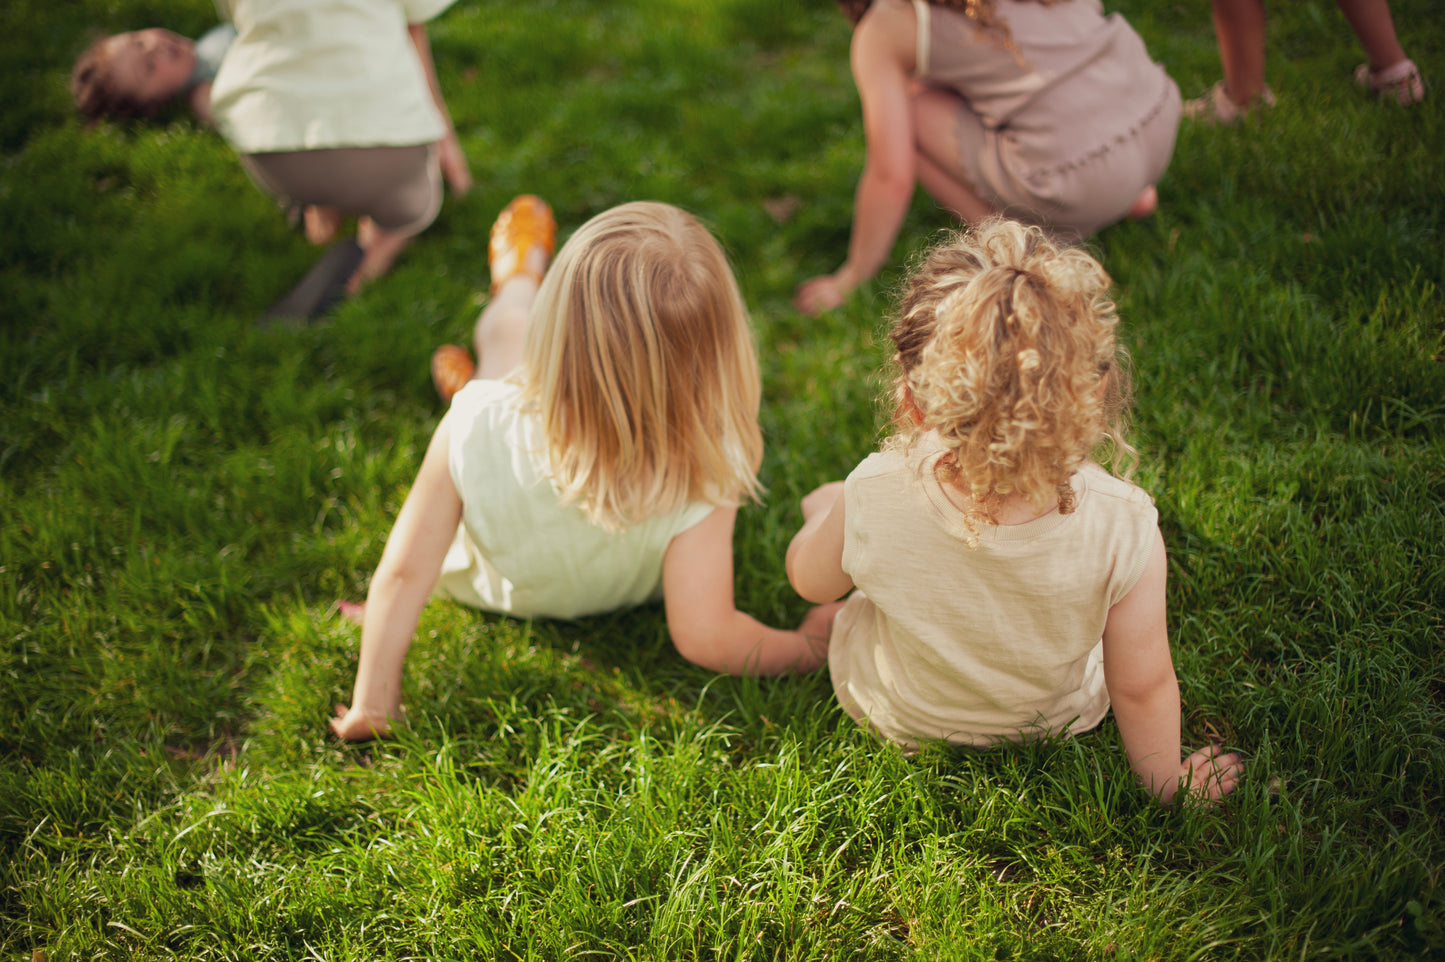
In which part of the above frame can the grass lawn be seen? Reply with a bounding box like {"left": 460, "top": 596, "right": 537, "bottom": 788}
{"left": 2, "top": 0, "right": 1442, "bottom": 958}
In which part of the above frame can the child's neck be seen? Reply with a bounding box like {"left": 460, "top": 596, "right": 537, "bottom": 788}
{"left": 940, "top": 483, "right": 1057, "bottom": 526}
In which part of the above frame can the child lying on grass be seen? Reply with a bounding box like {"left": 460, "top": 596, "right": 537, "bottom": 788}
{"left": 71, "top": 0, "right": 473, "bottom": 298}
{"left": 787, "top": 219, "right": 1242, "bottom": 803}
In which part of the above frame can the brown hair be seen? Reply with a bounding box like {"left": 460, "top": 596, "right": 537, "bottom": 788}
{"left": 520, "top": 202, "right": 764, "bottom": 530}
{"left": 887, "top": 219, "right": 1135, "bottom": 541}
{"left": 71, "top": 34, "right": 155, "bottom": 123}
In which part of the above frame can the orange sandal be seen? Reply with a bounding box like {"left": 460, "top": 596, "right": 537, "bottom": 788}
{"left": 430, "top": 343, "right": 476, "bottom": 404}
{"left": 489, "top": 194, "right": 556, "bottom": 294}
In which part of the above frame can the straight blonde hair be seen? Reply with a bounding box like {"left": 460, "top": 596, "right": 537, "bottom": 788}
{"left": 520, "top": 202, "right": 764, "bottom": 531}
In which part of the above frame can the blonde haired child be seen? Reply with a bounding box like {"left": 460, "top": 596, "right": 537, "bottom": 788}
{"left": 786, "top": 219, "right": 1242, "bottom": 802}
{"left": 332, "top": 197, "right": 833, "bottom": 741}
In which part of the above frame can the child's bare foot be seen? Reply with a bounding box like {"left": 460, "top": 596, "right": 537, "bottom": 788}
{"left": 1127, "top": 185, "right": 1158, "bottom": 220}
{"left": 304, "top": 205, "right": 343, "bottom": 245}
{"left": 347, "top": 218, "right": 412, "bottom": 296}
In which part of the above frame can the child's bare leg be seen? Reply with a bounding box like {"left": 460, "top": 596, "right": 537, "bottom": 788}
{"left": 915, "top": 151, "right": 996, "bottom": 224}
{"left": 1211, "top": 0, "right": 1269, "bottom": 106}
{"left": 1334, "top": 0, "right": 1407, "bottom": 71}
{"left": 304, "top": 205, "right": 343, "bottom": 245}
{"left": 473, "top": 196, "right": 556, "bottom": 379}
{"left": 347, "top": 217, "right": 413, "bottom": 296}
{"left": 911, "top": 89, "right": 997, "bottom": 225}
{"left": 472, "top": 276, "right": 540, "bottom": 380}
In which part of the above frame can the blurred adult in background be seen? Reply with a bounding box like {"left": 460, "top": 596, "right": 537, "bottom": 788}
{"left": 1185, "top": 0, "right": 1424, "bottom": 123}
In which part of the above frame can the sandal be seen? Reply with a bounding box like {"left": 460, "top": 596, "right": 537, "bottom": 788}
{"left": 489, "top": 194, "right": 556, "bottom": 294}
{"left": 1183, "top": 80, "right": 1275, "bottom": 124}
{"left": 1354, "top": 59, "right": 1424, "bottom": 106}
{"left": 430, "top": 344, "right": 476, "bottom": 404}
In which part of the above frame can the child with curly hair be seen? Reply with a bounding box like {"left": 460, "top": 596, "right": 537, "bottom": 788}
{"left": 795, "top": 0, "right": 1179, "bottom": 315}
{"left": 331, "top": 197, "right": 835, "bottom": 742}
{"left": 787, "top": 219, "right": 1241, "bottom": 803}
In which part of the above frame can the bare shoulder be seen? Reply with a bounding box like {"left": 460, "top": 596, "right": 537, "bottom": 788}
{"left": 854, "top": 0, "right": 919, "bottom": 67}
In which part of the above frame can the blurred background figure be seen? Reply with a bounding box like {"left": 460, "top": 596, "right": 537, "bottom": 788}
{"left": 72, "top": 0, "right": 473, "bottom": 312}
{"left": 1185, "top": 0, "right": 1424, "bottom": 122}
{"left": 795, "top": 0, "right": 1179, "bottom": 315}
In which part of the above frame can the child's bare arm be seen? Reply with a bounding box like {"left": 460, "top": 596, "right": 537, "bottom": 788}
{"left": 331, "top": 420, "right": 463, "bottom": 741}
{"left": 662, "top": 506, "right": 833, "bottom": 675}
{"left": 187, "top": 80, "right": 213, "bottom": 126}
{"left": 785, "top": 481, "right": 854, "bottom": 603}
{"left": 794, "top": 6, "right": 917, "bottom": 314}
{"left": 1102, "top": 527, "right": 1242, "bottom": 801}
{"left": 407, "top": 22, "right": 472, "bottom": 195}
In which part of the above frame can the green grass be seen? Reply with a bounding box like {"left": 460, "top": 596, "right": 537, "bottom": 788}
{"left": 2, "top": 0, "right": 1442, "bottom": 958}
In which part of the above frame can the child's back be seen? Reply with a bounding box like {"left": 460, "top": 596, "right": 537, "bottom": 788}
{"left": 788, "top": 218, "right": 1241, "bottom": 802}
{"left": 434, "top": 201, "right": 763, "bottom": 620}
{"left": 435, "top": 377, "right": 716, "bottom": 619}
{"left": 830, "top": 453, "right": 1154, "bottom": 748}
{"left": 331, "top": 199, "right": 833, "bottom": 742}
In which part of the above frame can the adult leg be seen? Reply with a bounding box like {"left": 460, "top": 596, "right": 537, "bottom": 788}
{"left": 1337, "top": 0, "right": 1422, "bottom": 104}
{"left": 304, "top": 206, "right": 343, "bottom": 245}
{"left": 1335, "top": 0, "right": 1407, "bottom": 71}
{"left": 1211, "top": 0, "right": 1269, "bottom": 107}
{"left": 910, "top": 87, "right": 998, "bottom": 225}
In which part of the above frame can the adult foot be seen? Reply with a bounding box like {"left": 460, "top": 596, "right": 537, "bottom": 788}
{"left": 489, "top": 195, "right": 556, "bottom": 294}
{"left": 1183, "top": 80, "right": 1275, "bottom": 124}
{"left": 1354, "top": 59, "right": 1424, "bottom": 106}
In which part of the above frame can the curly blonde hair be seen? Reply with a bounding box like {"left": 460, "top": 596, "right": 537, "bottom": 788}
{"left": 521, "top": 202, "right": 764, "bottom": 531}
{"left": 888, "top": 219, "right": 1135, "bottom": 540}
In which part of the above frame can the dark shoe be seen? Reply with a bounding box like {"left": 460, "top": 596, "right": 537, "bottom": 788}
{"left": 260, "top": 239, "right": 364, "bottom": 325}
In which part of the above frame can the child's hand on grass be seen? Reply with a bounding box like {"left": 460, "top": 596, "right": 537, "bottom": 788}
{"left": 797, "top": 600, "right": 844, "bottom": 668}
{"left": 794, "top": 273, "right": 851, "bottom": 315}
{"left": 1170, "top": 745, "right": 1243, "bottom": 803}
{"left": 330, "top": 703, "right": 402, "bottom": 743}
